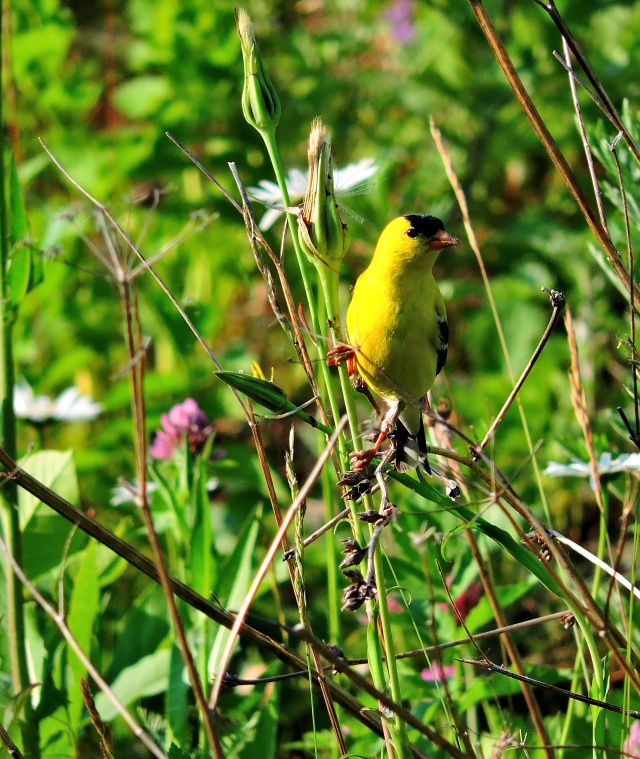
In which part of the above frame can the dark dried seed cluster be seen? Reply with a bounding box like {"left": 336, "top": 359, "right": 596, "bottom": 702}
{"left": 524, "top": 530, "right": 553, "bottom": 562}
{"left": 339, "top": 538, "right": 367, "bottom": 570}
{"left": 357, "top": 509, "right": 380, "bottom": 524}
{"left": 561, "top": 612, "right": 575, "bottom": 629}
{"left": 338, "top": 469, "right": 374, "bottom": 501}
{"left": 341, "top": 569, "right": 377, "bottom": 611}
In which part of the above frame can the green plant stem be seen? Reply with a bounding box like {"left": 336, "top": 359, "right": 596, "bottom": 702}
{"left": 261, "top": 126, "right": 406, "bottom": 756}
{"left": 0, "top": 7, "right": 39, "bottom": 754}
{"left": 373, "top": 550, "right": 411, "bottom": 759}
{"left": 261, "top": 129, "right": 352, "bottom": 466}
{"left": 260, "top": 129, "right": 317, "bottom": 318}
{"left": 317, "top": 266, "right": 410, "bottom": 757}
{"left": 321, "top": 456, "right": 340, "bottom": 646}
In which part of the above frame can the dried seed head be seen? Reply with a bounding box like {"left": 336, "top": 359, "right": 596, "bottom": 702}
{"left": 297, "top": 118, "right": 350, "bottom": 270}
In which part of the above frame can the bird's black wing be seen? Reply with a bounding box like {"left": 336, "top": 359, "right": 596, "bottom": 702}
{"left": 436, "top": 314, "right": 448, "bottom": 376}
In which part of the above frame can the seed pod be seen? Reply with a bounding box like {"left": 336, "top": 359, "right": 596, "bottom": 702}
{"left": 236, "top": 8, "right": 281, "bottom": 133}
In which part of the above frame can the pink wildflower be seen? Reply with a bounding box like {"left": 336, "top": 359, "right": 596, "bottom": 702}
{"left": 149, "top": 398, "right": 212, "bottom": 460}
{"left": 384, "top": 0, "right": 415, "bottom": 44}
{"left": 625, "top": 721, "right": 640, "bottom": 757}
{"left": 421, "top": 663, "right": 456, "bottom": 683}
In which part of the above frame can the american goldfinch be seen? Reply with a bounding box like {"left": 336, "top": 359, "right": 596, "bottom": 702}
{"left": 329, "top": 214, "right": 459, "bottom": 471}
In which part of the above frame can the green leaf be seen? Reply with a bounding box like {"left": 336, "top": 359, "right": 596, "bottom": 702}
{"left": 189, "top": 460, "right": 217, "bottom": 598}
{"left": 166, "top": 643, "right": 190, "bottom": 749}
{"left": 19, "top": 450, "right": 79, "bottom": 528}
{"left": 67, "top": 542, "right": 99, "bottom": 732}
{"left": 168, "top": 745, "right": 194, "bottom": 759}
{"left": 237, "top": 686, "right": 279, "bottom": 759}
{"left": 7, "top": 245, "right": 32, "bottom": 305}
{"left": 114, "top": 76, "right": 172, "bottom": 118}
{"left": 19, "top": 450, "right": 85, "bottom": 580}
{"left": 591, "top": 653, "right": 611, "bottom": 757}
{"left": 207, "top": 505, "right": 262, "bottom": 680}
{"left": 94, "top": 649, "right": 171, "bottom": 721}
{"left": 7, "top": 155, "right": 42, "bottom": 303}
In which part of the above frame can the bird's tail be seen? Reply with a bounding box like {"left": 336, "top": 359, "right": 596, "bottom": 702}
{"left": 394, "top": 416, "right": 431, "bottom": 474}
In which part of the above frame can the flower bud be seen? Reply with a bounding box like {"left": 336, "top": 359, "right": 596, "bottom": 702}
{"left": 298, "top": 118, "right": 351, "bottom": 270}
{"left": 236, "top": 8, "right": 281, "bottom": 133}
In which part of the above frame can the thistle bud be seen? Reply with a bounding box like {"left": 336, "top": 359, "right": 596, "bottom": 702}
{"left": 298, "top": 118, "right": 351, "bottom": 270}
{"left": 236, "top": 8, "right": 281, "bottom": 133}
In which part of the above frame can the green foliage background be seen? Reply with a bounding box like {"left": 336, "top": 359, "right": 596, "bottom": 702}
{"left": 4, "top": 0, "right": 640, "bottom": 756}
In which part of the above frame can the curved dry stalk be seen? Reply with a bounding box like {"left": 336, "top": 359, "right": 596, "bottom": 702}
{"left": 477, "top": 288, "right": 566, "bottom": 455}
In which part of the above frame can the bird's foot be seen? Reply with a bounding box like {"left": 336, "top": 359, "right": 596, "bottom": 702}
{"left": 327, "top": 344, "right": 355, "bottom": 367}
{"left": 349, "top": 448, "right": 378, "bottom": 472}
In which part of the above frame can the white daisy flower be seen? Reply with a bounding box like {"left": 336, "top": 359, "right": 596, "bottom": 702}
{"left": 545, "top": 452, "right": 640, "bottom": 489}
{"left": 14, "top": 378, "right": 103, "bottom": 424}
{"left": 248, "top": 158, "right": 379, "bottom": 230}
{"left": 110, "top": 479, "right": 159, "bottom": 507}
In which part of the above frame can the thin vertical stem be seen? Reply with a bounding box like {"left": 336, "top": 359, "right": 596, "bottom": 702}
{"left": 120, "top": 280, "right": 222, "bottom": 758}
{"left": 561, "top": 38, "right": 609, "bottom": 233}
{"left": 0, "top": 5, "right": 39, "bottom": 755}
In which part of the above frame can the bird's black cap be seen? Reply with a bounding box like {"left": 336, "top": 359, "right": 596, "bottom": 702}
{"left": 403, "top": 214, "right": 445, "bottom": 237}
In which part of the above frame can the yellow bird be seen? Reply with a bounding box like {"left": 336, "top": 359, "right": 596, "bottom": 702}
{"left": 329, "top": 214, "right": 459, "bottom": 472}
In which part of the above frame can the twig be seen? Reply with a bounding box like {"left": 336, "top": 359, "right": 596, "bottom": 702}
{"left": 460, "top": 657, "right": 640, "bottom": 720}
{"left": 561, "top": 38, "right": 609, "bottom": 233}
{"left": 551, "top": 51, "right": 606, "bottom": 113}
{"left": 0, "top": 533, "right": 168, "bottom": 759}
{"left": 282, "top": 507, "right": 351, "bottom": 559}
{"left": 120, "top": 278, "right": 222, "bottom": 757}
{"left": 609, "top": 137, "right": 640, "bottom": 444}
{"left": 476, "top": 288, "right": 566, "bottom": 455}
{"left": 0, "top": 724, "right": 24, "bottom": 759}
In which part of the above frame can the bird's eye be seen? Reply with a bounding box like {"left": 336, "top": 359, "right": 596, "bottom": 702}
{"left": 406, "top": 228, "right": 419, "bottom": 238}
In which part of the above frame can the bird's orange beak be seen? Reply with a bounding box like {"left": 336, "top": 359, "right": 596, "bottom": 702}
{"left": 429, "top": 229, "right": 460, "bottom": 250}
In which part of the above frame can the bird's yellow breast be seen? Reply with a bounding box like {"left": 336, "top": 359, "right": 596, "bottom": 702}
{"left": 346, "top": 261, "right": 445, "bottom": 404}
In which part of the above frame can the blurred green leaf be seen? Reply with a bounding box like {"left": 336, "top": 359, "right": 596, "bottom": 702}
{"left": 95, "top": 649, "right": 171, "bottom": 721}
{"left": 207, "top": 504, "right": 262, "bottom": 680}
{"left": 18, "top": 450, "right": 85, "bottom": 580}
{"left": 67, "top": 542, "right": 99, "bottom": 732}
{"left": 9, "top": 155, "right": 28, "bottom": 244}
